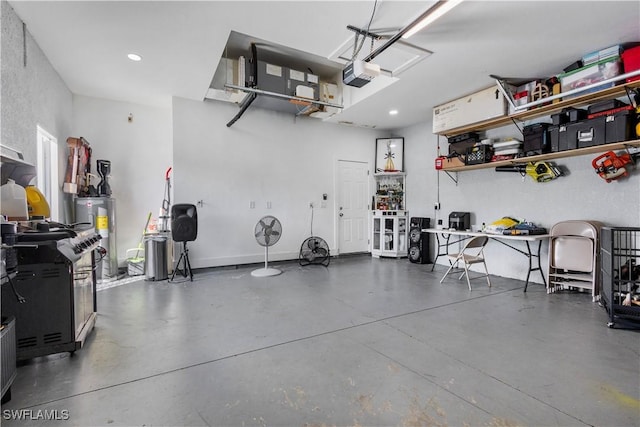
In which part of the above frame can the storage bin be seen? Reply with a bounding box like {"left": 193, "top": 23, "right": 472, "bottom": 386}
{"left": 605, "top": 110, "right": 636, "bottom": 143}
{"left": 567, "top": 116, "right": 606, "bottom": 148}
{"left": 465, "top": 145, "right": 493, "bottom": 165}
{"left": 559, "top": 57, "right": 622, "bottom": 99}
{"left": 125, "top": 248, "right": 145, "bottom": 277}
{"left": 549, "top": 124, "right": 575, "bottom": 152}
{"left": 551, "top": 107, "right": 587, "bottom": 125}
{"left": 523, "top": 123, "right": 551, "bottom": 156}
{"left": 621, "top": 46, "right": 640, "bottom": 83}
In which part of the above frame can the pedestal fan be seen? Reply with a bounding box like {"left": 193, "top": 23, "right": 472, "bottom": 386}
{"left": 251, "top": 215, "right": 282, "bottom": 277}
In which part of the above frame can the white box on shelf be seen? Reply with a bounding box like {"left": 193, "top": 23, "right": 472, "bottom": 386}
{"left": 433, "top": 86, "right": 508, "bottom": 134}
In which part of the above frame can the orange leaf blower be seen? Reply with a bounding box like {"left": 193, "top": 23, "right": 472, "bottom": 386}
{"left": 592, "top": 151, "right": 635, "bottom": 182}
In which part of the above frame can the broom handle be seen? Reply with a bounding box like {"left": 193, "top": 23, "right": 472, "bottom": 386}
{"left": 135, "top": 212, "right": 153, "bottom": 259}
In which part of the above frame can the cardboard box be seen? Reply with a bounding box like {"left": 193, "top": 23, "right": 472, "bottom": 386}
{"left": 438, "top": 156, "right": 466, "bottom": 170}
{"left": 433, "top": 86, "right": 508, "bottom": 134}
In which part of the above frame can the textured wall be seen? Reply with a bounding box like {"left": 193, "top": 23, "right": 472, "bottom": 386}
{"left": 1, "top": 0, "right": 72, "bottom": 219}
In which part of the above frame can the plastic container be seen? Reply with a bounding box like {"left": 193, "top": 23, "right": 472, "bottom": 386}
{"left": 0, "top": 180, "right": 28, "bottom": 221}
{"left": 125, "top": 248, "right": 145, "bottom": 277}
{"left": 25, "top": 186, "right": 50, "bottom": 219}
{"left": 559, "top": 57, "right": 622, "bottom": 99}
{"left": 621, "top": 46, "right": 640, "bottom": 83}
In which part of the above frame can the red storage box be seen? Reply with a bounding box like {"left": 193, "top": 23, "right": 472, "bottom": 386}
{"left": 622, "top": 46, "right": 640, "bottom": 82}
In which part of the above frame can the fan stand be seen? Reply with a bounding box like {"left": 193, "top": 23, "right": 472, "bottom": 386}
{"left": 251, "top": 245, "right": 281, "bottom": 277}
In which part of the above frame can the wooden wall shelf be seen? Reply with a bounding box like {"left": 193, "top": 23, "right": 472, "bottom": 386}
{"left": 439, "top": 140, "right": 640, "bottom": 172}
{"left": 436, "top": 80, "right": 640, "bottom": 137}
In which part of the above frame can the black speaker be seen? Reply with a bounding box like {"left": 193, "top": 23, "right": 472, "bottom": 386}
{"left": 408, "top": 217, "right": 430, "bottom": 264}
{"left": 171, "top": 204, "right": 198, "bottom": 242}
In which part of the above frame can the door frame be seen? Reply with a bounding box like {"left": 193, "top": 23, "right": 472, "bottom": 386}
{"left": 333, "top": 158, "right": 372, "bottom": 255}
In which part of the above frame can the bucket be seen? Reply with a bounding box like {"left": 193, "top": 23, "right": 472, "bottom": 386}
{"left": 0, "top": 180, "right": 28, "bottom": 221}
{"left": 144, "top": 235, "right": 168, "bottom": 281}
{"left": 125, "top": 248, "right": 145, "bottom": 277}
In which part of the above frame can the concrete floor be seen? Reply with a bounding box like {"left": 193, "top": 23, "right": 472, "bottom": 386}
{"left": 2, "top": 255, "right": 639, "bottom": 427}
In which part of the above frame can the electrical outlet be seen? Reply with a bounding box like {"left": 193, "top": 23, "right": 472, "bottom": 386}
{"left": 434, "top": 202, "right": 441, "bottom": 210}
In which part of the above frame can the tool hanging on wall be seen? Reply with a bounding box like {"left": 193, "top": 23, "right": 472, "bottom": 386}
{"left": 525, "top": 161, "right": 563, "bottom": 182}
{"left": 63, "top": 137, "right": 92, "bottom": 196}
{"left": 495, "top": 161, "right": 564, "bottom": 182}
{"left": 592, "top": 150, "right": 640, "bottom": 183}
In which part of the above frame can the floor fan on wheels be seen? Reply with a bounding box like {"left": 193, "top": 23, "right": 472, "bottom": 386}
{"left": 252, "top": 215, "right": 283, "bottom": 277}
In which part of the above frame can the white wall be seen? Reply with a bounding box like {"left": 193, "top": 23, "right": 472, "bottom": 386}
{"left": 172, "top": 97, "right": 383, "bottom": 268}
{"left": 399, "top": 121, "right": 440, "bottom": 222}
{"left": 72, "top": 95, "right": 173, "bottom": 265}
{"left": 1, "top": 0, "right": 73, "bottom": 220}
{"left": 399, "top": 118, "right": 640, "bottom": 284}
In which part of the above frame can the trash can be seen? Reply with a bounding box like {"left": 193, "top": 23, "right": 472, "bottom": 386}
{"left": 145, "top": 235, "right": 168, "bottom": 281}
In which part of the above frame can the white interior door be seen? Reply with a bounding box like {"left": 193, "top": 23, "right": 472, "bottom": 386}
{"left": 337, "top": 160, "right": 369, "bottom": 254}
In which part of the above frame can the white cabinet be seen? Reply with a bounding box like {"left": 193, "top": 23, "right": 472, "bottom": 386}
{"left": 371, "top": 172, "right": 408, "bottom": 258}
{"left": 371, "top": 212, "right": 408, "bottom": 258}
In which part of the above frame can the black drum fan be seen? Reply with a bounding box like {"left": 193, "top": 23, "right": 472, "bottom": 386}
{"left": 299, "top": 236, "right": 330, "bottom": 267}
{"left": 299, "top": 204, "right": 330, "bottom": 267}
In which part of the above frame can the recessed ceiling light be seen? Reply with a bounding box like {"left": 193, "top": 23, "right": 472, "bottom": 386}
{"left": 127, "top": 53, "right": 142, "bottom": 62}
{"left": 389, "top": 109, "right": 398, "bottom": 115}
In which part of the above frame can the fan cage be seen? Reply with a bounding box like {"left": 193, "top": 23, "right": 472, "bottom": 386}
{"left": 299, "top": 236, "right": 330, "bottom": 267}
{"left": 254, "top": 215, "right": 282, "bottom": 247}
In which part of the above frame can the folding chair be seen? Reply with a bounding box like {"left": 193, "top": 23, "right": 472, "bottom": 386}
{"left": 440, "top": 235, "right": 491, "bottom": 290}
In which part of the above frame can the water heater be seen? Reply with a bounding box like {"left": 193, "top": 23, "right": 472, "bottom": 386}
{"left": 75, "top": 197, "right": 117, "bottom": 280}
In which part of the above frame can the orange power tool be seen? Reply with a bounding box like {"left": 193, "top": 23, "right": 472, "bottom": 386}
{"left": 592, "top": 151, "right": 635, "bottom": 182}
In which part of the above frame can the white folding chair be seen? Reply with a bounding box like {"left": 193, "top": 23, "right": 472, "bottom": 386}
{"left": 440, "top": 235, "right": 491, "bottom": 290}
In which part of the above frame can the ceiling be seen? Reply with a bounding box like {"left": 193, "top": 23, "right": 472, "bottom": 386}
{"left": 8, "top": 1, "right": 640, "bottom": 130}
